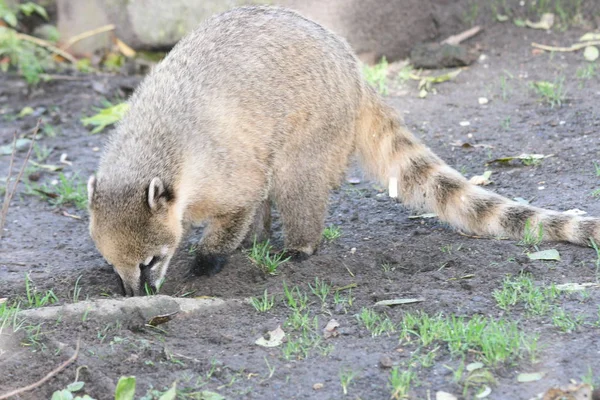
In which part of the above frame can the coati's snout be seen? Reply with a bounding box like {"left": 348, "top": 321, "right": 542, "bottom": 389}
{"left": 87, "top": 175, "right": 183, "bottom": 296}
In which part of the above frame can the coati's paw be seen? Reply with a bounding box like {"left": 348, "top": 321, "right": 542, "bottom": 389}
{"left": 192, "top": 253, "right": 228, "bottom": 276}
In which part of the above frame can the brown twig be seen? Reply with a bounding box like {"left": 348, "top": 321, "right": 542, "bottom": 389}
{"left": 60, "top": 24, "right": 116, "bottom": 51}
{"left": 531, "top": 40, "right": 600, "bottom": 52}
{"left": 0, "top": 339, "right": 80, "bottom": 399}
{"left": 441, "top": 26, "right": 482, "bottom": 45}
{"left": 0, "top": 121, "right": 39, "bottom": 240}
{"left": 14, "top": 32, "right": 78, "bottom": 63}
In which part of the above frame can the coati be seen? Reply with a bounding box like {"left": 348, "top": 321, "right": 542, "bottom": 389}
{"left": 87, "top": 6, "right": 600, "bottom": 296}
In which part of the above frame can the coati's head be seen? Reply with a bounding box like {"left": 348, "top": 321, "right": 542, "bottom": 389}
{"left": 87, "top": 176, "right": 183, "bottom": 296}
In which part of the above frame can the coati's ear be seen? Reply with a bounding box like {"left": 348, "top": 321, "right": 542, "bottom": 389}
{"left": 148, "top": 177, "right": 169, "bottom": 211}
{"left": 87, "top": 175, "right": 96, "bottom": 205}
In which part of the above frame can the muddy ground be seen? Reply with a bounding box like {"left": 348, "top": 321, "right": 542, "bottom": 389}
{"left": 1, "top": 18, "right": 600, "bottom": 400}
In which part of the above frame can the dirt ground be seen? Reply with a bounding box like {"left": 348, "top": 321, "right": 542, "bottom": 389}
{"left": 1, "top": 17, "right": 600, "bottom": 400}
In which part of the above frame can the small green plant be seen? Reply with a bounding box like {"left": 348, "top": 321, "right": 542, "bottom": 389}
{"left": 81, "top": 102, "right": 130, "bottom": 134}
{"left": 552, "top": 307, "right": 581, "bottom": 333}
{"left": 0, "top": 26, "right": 54, "bottom": 85}
{"left": 24, "top": 273, "right": 58, "bottom": 308}
{"left": 282, "top": 282, "right": 309, "bottom": 311}
{"left": 339, "top": 368, "right": 358, "bottom": 395}
{"left": 398, "top": 312, "right": 535, "bottom": 366}
{"left": 389, "top": 367, "right": 416, "bottom": 399}
{"left": 363, "top": 57, "right": 389, "bottom": 95}
{"left": 29, "top": 173, "right": 88, "bottom": 210}
{"left": 250, "top": 289, "right": 275, "bottom": 312}
{"left": 356, "top": 308, "right": 396, "bottom": 337}
{"left": 499, "top": 74, "right": 512, "bottom": 100}
{"left": 322, "top": 225, "right": 341, "bottom": 241}
{"left": 530, "top": 78, "right": 567, "bottom": 108}
{"left": 308, "top": 277, "right": 330, "bottom": 304}
{"left": 0, "top": 1, "right": 48, "bottom": 27}
{"left": 519, "top": 219, "right": 544, "bottom": 247}
{"left": 493, "top": 273, "right": 560, "bottom": 315}
{"left": 501, "top": 116, "right": 511, "bottom": 131}
{"left": 247, "top": 238, "right": 290, "bottom": 275}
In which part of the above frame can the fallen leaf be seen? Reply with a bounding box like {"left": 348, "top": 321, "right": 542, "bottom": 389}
{"left": 255, "top": 326, "right": 285, "bottom": 347}
{"left": 1, "top": 138, "right": 31, "bottom": 155}
{"left": 513, "top": 197, "right": 530, "bottom": 205}
{"left": 18, "top": 106, "right": 34, "bottom": 118}
{"left": 60, "top": 153, "right": 73, "bottom": 166}
{"left": 436, "top": 391, "right": 458, "bottom": 400}
{"left": 28, "top": 160, "right": 63, "bottom": 171}
{"left": 527, "top": 249, "right": 560, "bottom": 261}
{"left": 563, "top": 208, "right": 587, "bottom": 216}
{"left": 476, "top": 386, "right": 492, "bottom": 398}
{"left": 487, "top": 153, "right": 553, "bottom": 165}
{"left": 313, "top": 383, "right": 324, "bottom": 390}
{"left": 147, "top": 311, "right": 179, "bottom": 327}
{"left": 525, "top": 13, "right": 555, "bottom": 30}
{"left": 542, "top": 383, "right": 593, "bottom": 400}
{"left": 584, "top": 45, "right": 599, "bottom": 61}
{"left": 193, "top": 392, "right": 224, "bottom": 400}
{"left": 518, "top": 371, "right": 546, "bottom": 382}
{"left": 62, "top": 211, "right": 82, "bottom": 220}
{"left": 555, "top": 282, "right": 599, "bottom": 291}
{"left": 408, "top": 213, "right": 438, "bottom": 219}
{"left": 469, "top": 170, "right": 493, "bottom": 186}
{"left": 580, "top": 32, "right": 600, "bottom": 42}
{"left": 450, "top": 141, "right": 493, "bottom": 149}
{"left": 323, "top": 319, "right": 340, "bottom": 339}
{"left": 466, "top": 362, "right": 484, "bottom": 372}
{"left": 375, "top": 298, "right": 425, "bottom": 306}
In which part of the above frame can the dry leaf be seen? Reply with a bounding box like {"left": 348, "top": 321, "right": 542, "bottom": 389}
{"left": 469, "top": 171, "right": 493, "bottom": 186}
{"left": 375, "top": 298, "right": 425, "bottom": 306}
{"left": 555, "top": 282, "right": 599, "bottom": 291}
{"left": 313, "top": 383, "right": 324, "bottom": 390}
{"left": 323, "top": 319, "right": 340, "bottom": 339}
{"left": 580, "top": 32, "right": 600, "bottom": 42}
{"left": 584, "top": 45, "right": 599, "bottom": 61}
{"left": 527, "top": 249, "right": 560, "bottom": 261}
{"left": 518, "top": 371, "right": 546, "bottom": 382}
{"left": 525, "top": 13, "right": 555, "bottom": 30}
{"left": 147, "top": 311, "right": 178, "bottom": 327}
{"left": 255, "top": 326, "right": 285, "bottom": 347}
{"left": 436, "top": 391, "right": 458, "bottom": 400}
{"left": 542, "top": 383, "right": 593, "bottom": 400}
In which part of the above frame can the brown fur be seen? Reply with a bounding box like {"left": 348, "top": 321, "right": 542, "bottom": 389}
{"left": 88, "top": 6, "right": 600, "bottom": 296}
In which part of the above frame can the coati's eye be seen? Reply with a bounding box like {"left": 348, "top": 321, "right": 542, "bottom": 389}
{"left": 139, "top": 256, "right": 160, "bottom": 271}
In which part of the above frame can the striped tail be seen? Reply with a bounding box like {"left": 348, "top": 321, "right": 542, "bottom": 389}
{"left": 355, "top": 94, "right": 600, "bottom": 247}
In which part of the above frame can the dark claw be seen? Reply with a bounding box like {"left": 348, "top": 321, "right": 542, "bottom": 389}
{"left": 192, "top": 253, "right": 228, "bottom": 276}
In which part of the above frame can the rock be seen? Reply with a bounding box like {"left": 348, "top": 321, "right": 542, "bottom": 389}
{"left": 56, "top": 0, "right": 469, "bottom": 62}
{"left": 410, "top": 43, "right": 476, "bottom": 69}
{"left": 379, "top": 355, "right": 393, "bottom": 368}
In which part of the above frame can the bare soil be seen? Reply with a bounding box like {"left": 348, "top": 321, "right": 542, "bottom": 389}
{"left": 1, "top": 21, "right": 600, "bottom": 400}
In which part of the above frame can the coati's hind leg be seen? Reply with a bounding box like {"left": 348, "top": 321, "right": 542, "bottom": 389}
{"left": 192, "top": 206, "right": 258, "bottom": 276}
{"left": 273, "top": 175, "right": 330, "bottom": 260}
{"left": 241, "top": 199, "right": 272, "bottom": 248}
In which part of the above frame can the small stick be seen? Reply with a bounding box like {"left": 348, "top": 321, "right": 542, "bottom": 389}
{"left": 60, "top": 24, "right": 116, "bottom": 51}
{"left": 0, "top": 121, "right": 39, "bottom": 239}
{"left": 441, "top": 26, "right": 482, "bottom": 45}
{"left": 531, "top": 40, "right": 600, "bottom": 52}
{"left": 0, "top": 339, "right": 80, "bottom": 399}
{"left": 15, "top": 32, "right": 78, "bottom": 63}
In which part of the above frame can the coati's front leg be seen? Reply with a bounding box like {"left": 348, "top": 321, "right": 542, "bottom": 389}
{"left": 192, "top": 207, "right": 257, "bottom": 276}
